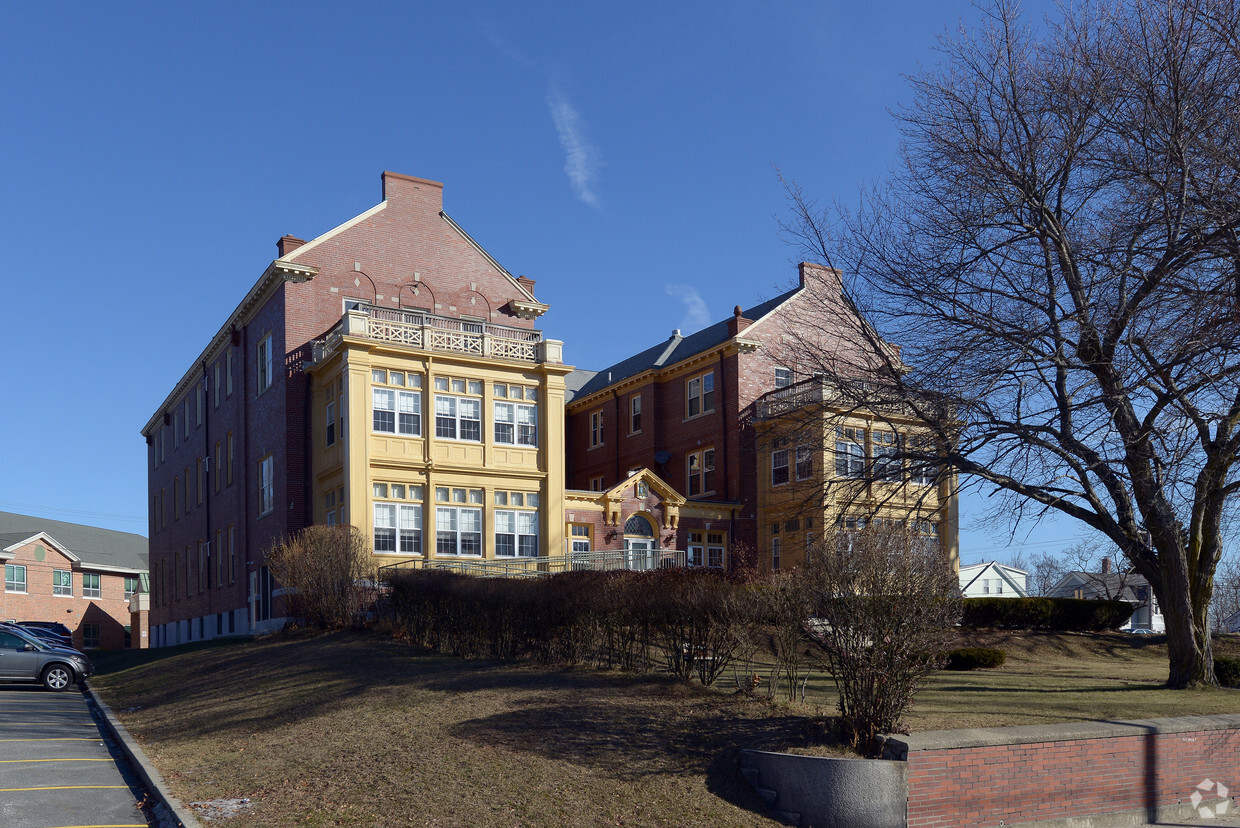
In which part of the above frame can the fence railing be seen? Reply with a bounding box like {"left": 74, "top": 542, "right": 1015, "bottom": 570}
{"left": 378, "top": 548, "right": 703, "bottom": 581}
{"left": 315, "top": 307, "right": 545, "bottom": 364}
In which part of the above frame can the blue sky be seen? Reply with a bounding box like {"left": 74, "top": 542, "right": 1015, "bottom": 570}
{"left": 0, "top": 1, "right": 1082, "bottom": 563}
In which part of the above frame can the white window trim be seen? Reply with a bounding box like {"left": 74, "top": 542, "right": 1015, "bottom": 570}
{"left": 494, "top": 401, "right": 538, "bottom": 447}
{"left": 434, "top": 394, "right": 482, "bottom": 442}
{"left": 4, "top": 564, "right": 27, "bottom": 594}
{"left": 374, "top": 502, "right": 423, "bottom": 556}
{"left": 373, "top": 388, "right": 422, "bottom": 437}
{"left": 53, "top": 569, "right": 73, "bottom": 597}
{"left": 435, "top": 506, "right": 483, "bottom": 556}
{"left": 82, "top": 572, "right": 101, "bottom": 599}
{"left": 772, "top": 449, "right": 790, "bottom": 486}
{"left": 494, "top": 509, "right": 539, "bottom": 557}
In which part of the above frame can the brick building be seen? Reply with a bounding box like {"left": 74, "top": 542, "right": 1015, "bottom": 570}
{"left": 0, "top": 511, "right": 147, "bottom": 650}
{"left": 564, "top": 262, "right": 959, "bottom": 571}
{"left": 140, "top": 172, "right": 569, "bottom": 645}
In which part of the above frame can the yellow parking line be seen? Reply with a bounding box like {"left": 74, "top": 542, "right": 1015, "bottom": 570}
{"left": 0, "top": 785, "right": 129, "bottom": 791}
{"left": 0, "top": 758, "right": 112, "bottom": 763}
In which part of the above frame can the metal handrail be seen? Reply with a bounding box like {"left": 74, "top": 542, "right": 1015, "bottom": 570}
{"left": 377, "top": 548, "right": 710, "bottom": 581}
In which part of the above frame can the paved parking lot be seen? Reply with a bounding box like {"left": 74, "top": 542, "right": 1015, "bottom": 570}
{"left": 0, "top": 683, "right": 150, "bottom": 828}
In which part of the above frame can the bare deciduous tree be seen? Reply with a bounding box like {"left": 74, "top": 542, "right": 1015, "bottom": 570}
{"left": 783, "top": 0, "right": 1240, "bottom": 687}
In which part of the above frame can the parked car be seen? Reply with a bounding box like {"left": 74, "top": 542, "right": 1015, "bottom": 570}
{"left": 0, "top": 627, "right": 93, "bottom": 691}
{"left": 18, "top": 621, "right": 74, "bottom": 639}
{"left": 1128, "top": 628, "right": 1158, "bottom": 635}
{"left": 14, "top": 625, "right": 73, "bottom": 648}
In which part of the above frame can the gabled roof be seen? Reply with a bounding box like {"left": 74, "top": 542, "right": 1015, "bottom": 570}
{"left": 565, "top": 288, "right": 797, "bottom": 404}
{"left": 601, "top": 468, "right": 686, "bottom": 506}
{"left": 1047, "top": 570, "right": 1149, "bottom": 603}
{"left": 959, "top": 561, "right": 1029, "bottom": 596}
{"left": 0, "top": 511, "right": 147, "bottom": 573}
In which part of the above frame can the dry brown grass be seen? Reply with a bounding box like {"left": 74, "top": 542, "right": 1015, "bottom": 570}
{"left": 90, "top": 631, "right": 808, "bottom": 828}
{"left": 88, "top": 629, "right": 1240, "bottom": 825}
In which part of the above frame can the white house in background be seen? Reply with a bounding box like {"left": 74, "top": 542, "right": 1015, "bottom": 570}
{"left": 1047, "top": 568, "right": 1165, "bottom": 632}
{"left": 959, "top": 561, "right": 1029, "bottom": 598}
{"left": 1223, "top": 608, "right": 1240, "bottom": 634}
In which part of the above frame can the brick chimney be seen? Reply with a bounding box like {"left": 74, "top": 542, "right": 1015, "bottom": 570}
{"left": 381, "top": 171, "right": 444, "bottom": 212}
{"left": 1102, "top": 557, "right": 1113, "bottom": 574}
{"left": 799, "top": 261, "right": 844, "bottom": 295}
{"left": 727, "top": 305, "right": 753, "bottom": 337}
{"left": 277, "top": 235, "right": 306, "bottom": 257}
{"left": 516, "top": 275, "right": 537, "bottom": 296}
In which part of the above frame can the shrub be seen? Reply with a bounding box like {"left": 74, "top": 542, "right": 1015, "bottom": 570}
{"left": 944, "top": 647, "right": 1007, "bottom": 670}
{"left": 961, "top": 597, "right": 1133, "bottom": 631}
{"left": 801, "top": 527, "right": 962, "bottom": 750}
{"left": 1215, "top": 656, "right": 1240, "bottom": 687}
{"left": 264, "top": 525, "right": 377, "bottom": 629}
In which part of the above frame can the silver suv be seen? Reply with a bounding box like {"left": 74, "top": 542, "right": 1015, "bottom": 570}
{"left": 0, "top": 627, "right": 94, "bottom": 691}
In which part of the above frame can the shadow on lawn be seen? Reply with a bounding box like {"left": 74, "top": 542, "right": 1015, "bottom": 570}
{"left": 448, "top": 699, "right": 819, "bottom": 812}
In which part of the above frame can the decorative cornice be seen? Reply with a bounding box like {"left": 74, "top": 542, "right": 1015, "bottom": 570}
{"left": 141, "top": 258, "right": 320, "bottom": 436}
{"left": 506, "top": 298, "right": 550, "bottom": 320}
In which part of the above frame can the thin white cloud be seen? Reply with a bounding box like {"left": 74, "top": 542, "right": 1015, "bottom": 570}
{"left": 547, "top": 87, "right": 602, "bottom": 209}
{"left": 665, "top": 284, "right": 711, "bottom": 333}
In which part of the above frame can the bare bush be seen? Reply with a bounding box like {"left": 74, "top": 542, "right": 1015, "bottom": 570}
{"left": 800, "top": 527, "right": 961, "bottom": 750}
{"left": 265, "top": 525, "right": 377, "bottom": 630}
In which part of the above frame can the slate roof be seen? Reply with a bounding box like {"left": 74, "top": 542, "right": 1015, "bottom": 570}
{"left": 565, "top": 288, "right": 797, "bottom": 404}
{"left": 0, "top": 511, "right": 148, "bottom": 572}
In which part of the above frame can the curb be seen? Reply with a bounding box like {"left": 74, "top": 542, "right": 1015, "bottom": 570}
{"left": 82, "top": 680, "right": 205, "bottom": 828}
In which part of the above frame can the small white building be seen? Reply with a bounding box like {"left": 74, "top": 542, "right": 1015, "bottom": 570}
{"left": 959, "top": 561, "right": 1029, "bottom": 598}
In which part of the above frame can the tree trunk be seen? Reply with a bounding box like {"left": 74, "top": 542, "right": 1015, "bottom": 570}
{"left": 1162, "top": 568, "right": 1217, "bottom": 689}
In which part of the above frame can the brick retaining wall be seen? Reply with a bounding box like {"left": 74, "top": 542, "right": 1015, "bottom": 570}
{"left": 884, "top": 714, "right": 1240, "bottom": 827}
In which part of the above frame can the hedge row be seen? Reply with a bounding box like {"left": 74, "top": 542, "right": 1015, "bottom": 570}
{"left": 1217, "top": 656, "right": 1240, "bottom": 687}
{"left": 385, "top": 568, "right": 758, "bottom": 685}
{"left": 944, "top": 647, "right": 1007, "bottom": 670}
{"left": 961, "top": 597, "right": 1133, "bottom": 631}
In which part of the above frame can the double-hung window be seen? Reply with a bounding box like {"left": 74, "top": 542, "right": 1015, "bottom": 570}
{"left": 53, "top": 569, "right": 72, "bottom": 597}
{"left": 494, "top": 492, "right": 539, "bottom": 557}
{"left": 873, "top": 431, "right": 900, "bottom": 480}
{"left": 629, "top": 395, "right": 642, "bottom": 434}
{"left": 83, "top": 572, "right": 101, "bottom": 599}
{"left": 589, "top": 410, "right": 604, "bottom": 447}
{"left": 795, "top": 446, "right": 813, "bottom": 480}
{"left": 124, "top": 576, "right": 139, "bottom": 598}
{"left": 374, "top": 502, "right": 422, "bottom": 555}
{"left": 436, "top": 507, "right": 483, "bottom": 555}
{"left": 771, "top": 447, "right": 790, "bottom": 486}
{"left": 774, "top": 366, "right": 793, "bottom": 388}
{"left": 686, "top": 371, "right": 715, "bottom": 417}
{"left": 257, "top": 333, "right": 273, "bottom": 394}
{"left": 4, "top": 564, "right": 25, "bottom": 593}
{"left": 434, "top": 377, "right": 482, "bottom": 441}
{"left": 687, "top": 448, "right": 716, "bottom": 496}
{"left": 374, "top": 388, "right": 421, "bottom": 436}
{"left": 258, "top": 455, "right": 274, "bottom": 516}
{"left": 494, "top": 400, "right": 537, "bottom": 446}
{"left": 835, "top": 427, "right": 867, "bottom": 479}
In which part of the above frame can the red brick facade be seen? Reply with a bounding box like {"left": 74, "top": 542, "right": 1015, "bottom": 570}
{"left": 1, "top": 535, "right": 139, "bottom": 650}
{"left": 565, "top": 264, "right": 852, "bottom": 557}
{"left": 143, "top": 172, "right": 549, "bottom": 643}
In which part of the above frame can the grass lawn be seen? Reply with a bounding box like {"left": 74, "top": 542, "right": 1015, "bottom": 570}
{"left": 88, "top": 629, "right": 1240, "bottom": 827}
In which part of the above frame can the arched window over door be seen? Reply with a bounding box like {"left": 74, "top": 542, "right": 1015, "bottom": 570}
{"left": 624, "top": 515, "right": 654, "bottom": 537}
